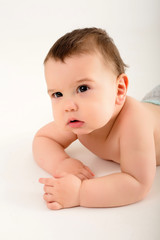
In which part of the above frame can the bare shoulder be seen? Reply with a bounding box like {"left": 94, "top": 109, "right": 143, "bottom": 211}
{"left": 118, "top": 96, "right": 160, "bottom": 146}
{"left": 120, "top": 97, "right": 160, "bottom": 165}
{"left": 34, "top": 121, "right": 77, "bottom": 148}
{"left": 119, "top": 96, "right": 157, "bottom": 129}
{"left": 118, "top": 96, "right": 157, "bottom": 186}
{"left": 118, "top": 97, "right": 155, "bottom": 150}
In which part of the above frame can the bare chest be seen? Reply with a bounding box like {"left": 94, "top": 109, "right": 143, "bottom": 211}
{"left": 78, "top": 134, "right": 120, "bottom": 163}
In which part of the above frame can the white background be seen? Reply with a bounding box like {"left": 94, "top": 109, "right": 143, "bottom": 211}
{"left": 0, "top": 0, "right": 160, "bottom": 239}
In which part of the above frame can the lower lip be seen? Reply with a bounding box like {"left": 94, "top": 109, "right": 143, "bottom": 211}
{"left": 68, "top": 121, "right": 84, "bottom": 128}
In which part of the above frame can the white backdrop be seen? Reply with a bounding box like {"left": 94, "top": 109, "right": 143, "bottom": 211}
{"left": 1, "top": 0, "right": 160, "bottom": 136}
{"left": 0, "top": 1, "right": 160, "bottom": 240}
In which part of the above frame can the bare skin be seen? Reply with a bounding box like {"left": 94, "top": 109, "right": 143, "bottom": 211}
{"left": 78, "top": 98, "right": 160, "bottom": 166}
{"left": 33, "top": 53, "right": 160, "bottom": 210}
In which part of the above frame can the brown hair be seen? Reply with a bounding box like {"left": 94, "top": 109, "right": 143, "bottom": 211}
{"left": 44, "top": 27, "right": 128, "bottom": 76}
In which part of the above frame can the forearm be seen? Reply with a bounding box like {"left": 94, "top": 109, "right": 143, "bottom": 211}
{"left": 80, "top": 173, "right": 149, "bottom": 208}
{"left": 32, "top": 136, "right": 69, "bottom": 176}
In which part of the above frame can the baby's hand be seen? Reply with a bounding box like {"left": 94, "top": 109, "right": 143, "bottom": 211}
{"left": 55, "top": 157, "right": 94, "bottom": 180}
{"left": 39, "top": 173, "right": 81, "bottom": 210}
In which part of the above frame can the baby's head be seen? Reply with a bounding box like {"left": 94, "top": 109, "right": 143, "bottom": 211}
{"left": 44, "top": 28, "right": 128, "bottom": 134}
{"left": 44, "top": 27, "right": 127, "bottom": 77}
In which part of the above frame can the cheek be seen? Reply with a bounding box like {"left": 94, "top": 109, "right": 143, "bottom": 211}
{"left": 51, "top": 104, "right": 56, "bottom": 119}
{"left": 84, "top": 97, "right": 115, "bottom": 126}
{"left": 51, "top": 104, "right": 61, "bottom": 122}
{"left": 93, "top": 105, "right": 114, "bottom": 123}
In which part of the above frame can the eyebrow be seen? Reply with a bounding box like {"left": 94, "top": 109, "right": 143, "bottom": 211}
{"left": 76, "top": 78, "right": 95, "bottom": 83}
{"left": 47, "top": 78, "right": 94, "bottom": 94}
{"left": 48, "top": 89, "right": 56, "bottom": 94}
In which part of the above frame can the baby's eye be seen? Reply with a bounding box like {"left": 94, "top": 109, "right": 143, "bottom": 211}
{"left": 77, "top": 85, "right": 89, "bottom": 93}
{"left": 52, "top": 92, "right": 63, "bottom": 98}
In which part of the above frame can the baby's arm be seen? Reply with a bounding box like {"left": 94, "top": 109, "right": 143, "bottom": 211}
{"left": 80, "top": 119, "right": 156, "bottom": 207}
{"left": 39, "top": 117, "right": 156, "bottom": 209}
{"left": 32, "top": 122, "right": 94, "bottom": 180}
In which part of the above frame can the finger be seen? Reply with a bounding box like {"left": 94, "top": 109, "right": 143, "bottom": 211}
{"left": 47, "top": 202, "right": 63, "bottom": 210}
{"left": 39, "top": 178, "right": 55, "bottom": 186}
{"left": 84, "top": 166, "right": 95, "bottom": 176}
{"left": 43, "top": 193, "right": 55, "bottom": 203}
{"left": 77, "top": 173, "right": 87, "bottom": 181}
{"left": 80, "top": 168, "right": 94, "bottom": 179}
{"left": 44, "top": 185, "right": 54, "bottom": 194}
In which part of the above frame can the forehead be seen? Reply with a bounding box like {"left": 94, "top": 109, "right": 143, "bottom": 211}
{"left": 44, "top": 53, "right": 110, "bottom": 73}
{"left": 44, "top": 53, "right": 116, "bottom": 87}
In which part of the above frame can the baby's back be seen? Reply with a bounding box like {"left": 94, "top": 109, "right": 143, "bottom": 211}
{"left": 142, "top": 101, "right": 160, "bottom": 166}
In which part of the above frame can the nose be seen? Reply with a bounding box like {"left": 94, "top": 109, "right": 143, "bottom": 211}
{"left": 64, "top": 99, "right": 78, "bottom": 112}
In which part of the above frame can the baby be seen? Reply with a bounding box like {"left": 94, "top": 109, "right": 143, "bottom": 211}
{"left": 32, "top": 27, "right": 160, "bottom": 210}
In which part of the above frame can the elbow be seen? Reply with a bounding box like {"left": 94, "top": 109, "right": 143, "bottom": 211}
{"left": 137, "top": 172, "right": 156, "bottom": 202}
{"left": 127, "top": 168, "right": 156, "bottom": 204}
{"left": 120, "top": 173, "right": 154, "bottom": 205}
{"left": 136, "top": 185, "right": 150, "bottom": 202}
{"left": 139, "top": 179, "right": 154, "bottom": 200}
{"left": 32, "top": 134, "right": 44, "bottom": 165}
{"left": 133, "top": 179, "right": 154, "bottom": 204}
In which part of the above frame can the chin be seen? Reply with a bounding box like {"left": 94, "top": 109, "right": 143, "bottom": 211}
{"left": 71, "top": 127, "right": 94, "bottom": 135}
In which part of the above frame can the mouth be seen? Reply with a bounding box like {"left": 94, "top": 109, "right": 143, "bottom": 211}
{"left": 67, "top": 119, "right": 84, "bottom": 128}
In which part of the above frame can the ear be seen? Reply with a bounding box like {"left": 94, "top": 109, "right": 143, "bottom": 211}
{"left": 115, "top": 74, "right": 129, "bottom": 105}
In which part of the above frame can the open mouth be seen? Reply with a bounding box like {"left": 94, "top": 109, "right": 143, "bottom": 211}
{"left": 70, "top": 120, "right": 79, "bottom": 123}
{"left": 68, "top": 119, "right": 84, "bottom": 128}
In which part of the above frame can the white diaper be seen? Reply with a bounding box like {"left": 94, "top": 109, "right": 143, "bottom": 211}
{"left": 142, "top": 85, "right": 160, "bottom": 105}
